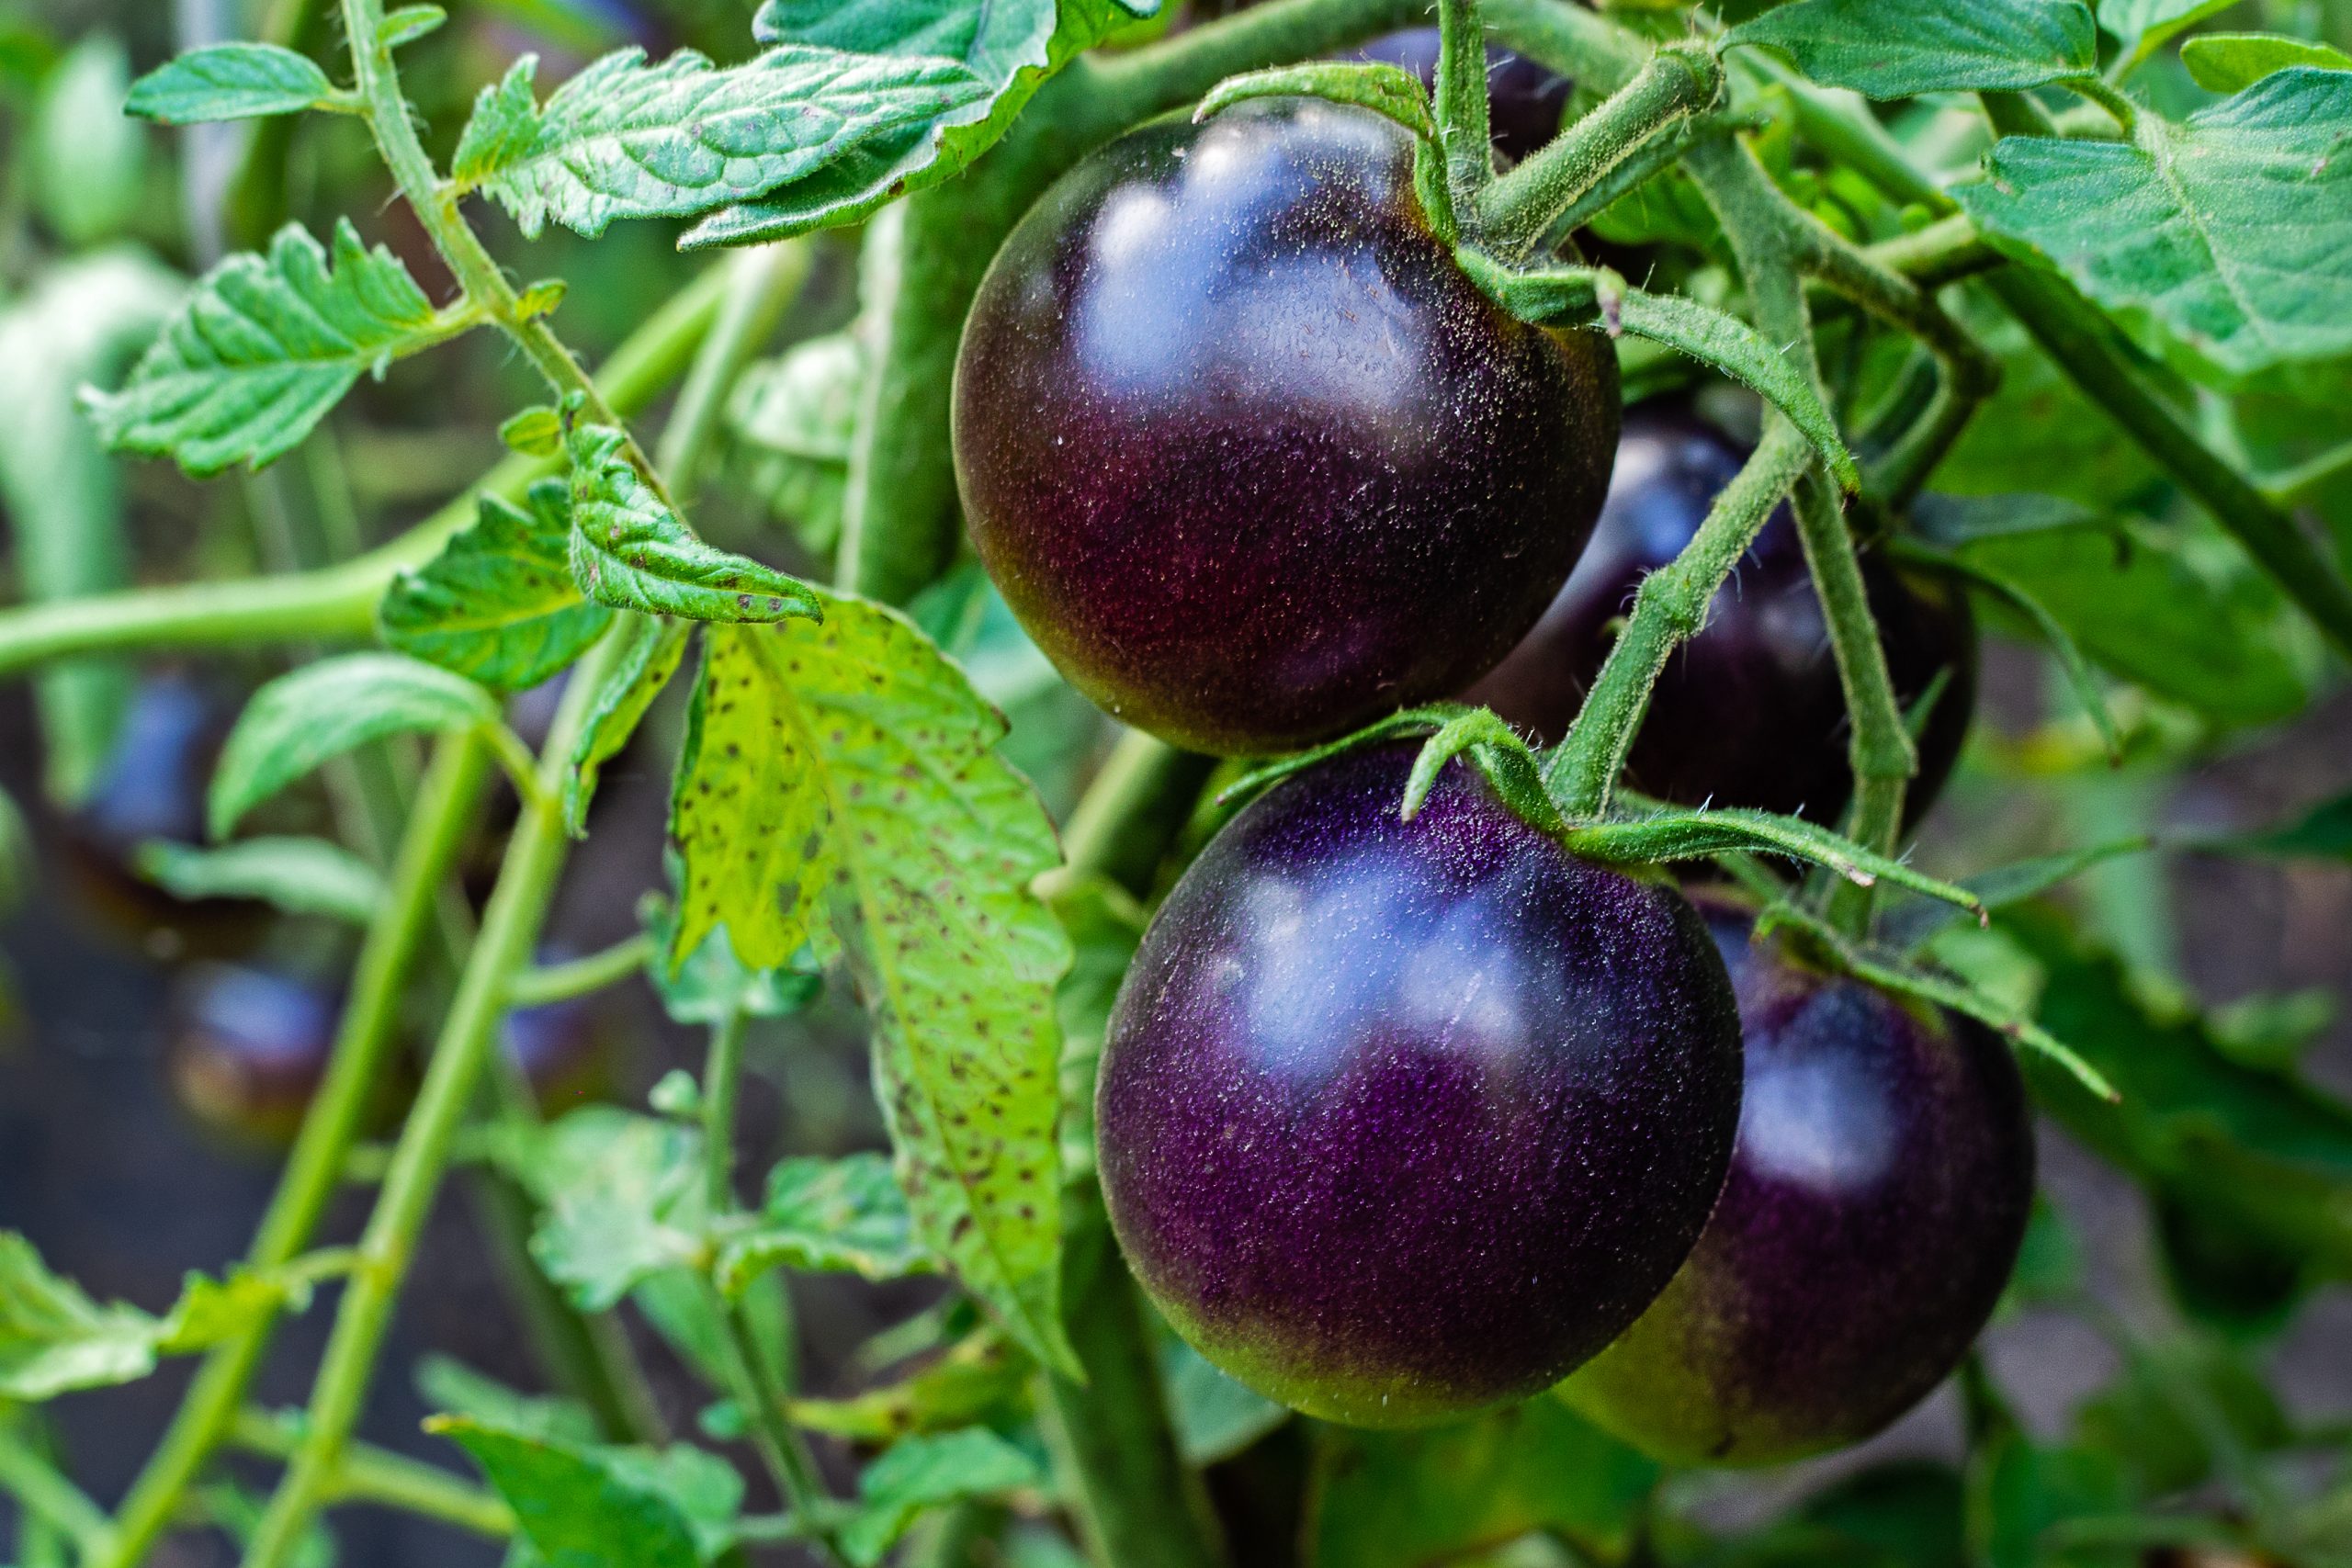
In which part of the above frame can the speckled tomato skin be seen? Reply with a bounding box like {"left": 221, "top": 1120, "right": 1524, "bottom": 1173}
{"left": 1563, "top": 903, "right": 2034, "bottom": 1464}
{"left": 1464, "top": 407, "right": 1978, "bottom": 827}
{"left": 954, "top": 99, "right": 1621, "bottom": 756}
{"left": 1096, "top": 745, "right": 1743, "bottom": 1427}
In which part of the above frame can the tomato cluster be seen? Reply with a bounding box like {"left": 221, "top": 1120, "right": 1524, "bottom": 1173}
{"left": 955, "top": 79, "right": 2022, "bottom": 1444}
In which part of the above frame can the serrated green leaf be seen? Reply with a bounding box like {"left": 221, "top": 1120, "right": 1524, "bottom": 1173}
{"left": 686, "top": 0, "right": 1153, "bottom": 246}
{"left": 639, "top": 891, "right": 820, "bottom": 1024}
{"left": 0, "top": 1235, "right": 300, "bottom": 1400}
{"left": 432, "top": 1415, "right": 741, "bottom": 1568}
{"left": 379, "top": 480, "right": 615, "bottom": 691}
{"left": 671, "top": 604, "right": 1074, "bottom": 1373}
{"left": 135, "top": 836, "right": 385, "bottom": 924}
{"left": 2100, "top": 0, "right": 2245, "bottom": 73}
{"left": 564, "top": 615, "right": 690, "bottom": 835}
{"left": 1306, "top": 1399, "right": 1658, "bottom": 1568}
{"left": 1958, "top": 69, "right": 2352, "bottom": 379}
{"left": 124, "top": 43, "right": 336, "bottom": 124}
{"left": 84, "top": 220, "right": 463, "bottom": 476}
{"left": 714, "top": 1153, "right": 933, "bottom": 1296}
{"left": 1728, "top": 0, "right": 2098, "bottom": 97}
{"left": 842, "top": 1428, "right": 1042, "bottom": 1567}
{"left": 454, "top": 45, "right": 990, "bottom": 239}
{"left": 209, "top": 653, "right": 502, "bottom": 839}
{"left": 2179, "top": 31, "right": 2352, "bottom": 93}
{"left": 567, "top": 423, "right": 822, "bottom": 624}
{"left": 499, "top": 1108, "right": 707, "bottom": 1312}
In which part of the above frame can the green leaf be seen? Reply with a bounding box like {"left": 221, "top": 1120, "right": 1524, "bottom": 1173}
{"left": 0, "top": 1235, "right": 299, "bottom": 1400}
{"left": 124, "top": 43, "right": 336, "bottom": 124}
{"left": 687, "top": 0, "right": 1155, "bottom": 246}
{"left": 0, "top": 250, "right": 182, "bottom": 802}
{"left": 1455, "top": 254, "right": 1860, "bottom": 490}
{"left": 32, "top": 35, "right": 143, "bottom": 247}
{"left": 379, "top": 5, "right": 447, "bottom": 49}
{"left": 209, "top": 653, "right": 502, "bottom": 839}
{"left": 2179, "top": 31, "right": 2352, "bottom": 93}
{"left": 789, "top": 1330, "right": 1032, "bottom": 1441}
{"left": 1883, "top": 838, "right": 2155, "bottom": 950}
{"left": 1161, "top": 1335, "right": 1286, "bottom": 1466}
{"left": 498, "top": 1109, "right": 706, "bottom": 1312}
{"left": 432, "top": 1416, "right": 741, "bottom": 1568}
{"left": 1727, "top": 0, "right": 2098, "bottom": 97}
{"left": 453, "top": 45, "right": 990, "bottom": 240}
{"left": 564, "top": 615, "right": 690, "bottom": 835}
{"left": 415, "top": 1354, "right": 601, "bottom": 1444}
{"left": 728, "top": 331, "right": 863, "bottom": 556}
{"left": 1952, "top": 516, "right": 2309, "bottom": 723}
{"left": 1305, "top": 1399, "right": 1658, "bottom": 1568}
{"left": 842, "top": 1428, "right": 1043, "bottom": 1567}
{"left": 1898, "top": 545, "right": 2120, "bottom": 758}
{"left": 134, "top": 836, "right": 386, "bottom": 924}
{"left": 639, "top": 891, "right": 820, "bottom": 1025}
{"left": 567, "top": 423, "right": 823, "bottom": 624}
{"left": 2099, "top": 0, "right": 2245, "bottom": 73}
{"left": 715, "top": 1153, "right": 932, "bottom": 1296}
{"left": 1958, "top": 69, "right": 2352, "bottom": 379}
{"left": 499, "top": 405, "right": 565, "bottom": 457}
{"left": 84, "top": 220, "right": 460, "bottom": 476}
{"left": 671, "top": 604, "right": 1074, "bottom": 1373}
{"left": 2074, "top": 1337, "right": 2290, "bottom": 1495}
{"left": 379, "top": 480, "right": 615, "bottom": 692}
{"left": 1045, "top": 872, "right": 1146, "bottom": 1183}
{"left": 2205, "top": 788, "right": 2352, "bottom": 859}
{"left": 1194, "top": 61, "right": 1437, "bottom": 141}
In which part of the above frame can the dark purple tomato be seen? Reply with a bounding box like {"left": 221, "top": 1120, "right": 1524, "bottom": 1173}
{"left": 1096, "top": 744, "right": 1742, "bottom": 1427}
{"left": 1351, "top": 28, "right": 1574, "bottom": 164}
{"left": 1562, "top": 899, "right": 2034, "bottom": 1464}
{"left": 167, "top": 964, "right": 340, "bottom": 1147}
{"left": 1464, "top": 406, "right": 1978, "bottom": 828}
{"left": 954, "top": 99, "right": 1621, "bottom": 757}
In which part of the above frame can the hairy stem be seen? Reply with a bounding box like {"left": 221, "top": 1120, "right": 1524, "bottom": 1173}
{"left": 1543, "top": 421, "right": 1817, "bottom": 816}
{"left": 1482, "top": 0, "right": 1646, "bottom": 90}
{"left": 1475, "top": 42, "right": 1723, "bottom": 259}
{"left": 1434, "top": 0, "right": 1494, "bottom": 215}
{"left": 834, "top": 0, "right": 1428, "bottom": 604}
{"left": 100, "top": 733, "right": 492, "bottom": 1568}
{"left": 239, "top": 633, "right": 622, "bottom": 1568}
{"left": 0, "top": 262, "right": 729, "bottom": 679}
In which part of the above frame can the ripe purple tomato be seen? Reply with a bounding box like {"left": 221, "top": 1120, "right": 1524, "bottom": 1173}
{"left": 1562, "top": 898, "right": 2034, "bottom": 1463}
{"left": 955, "top": 99, "right": 1620, "bottom": 756}
{"left": 1351, "top": 28, "right": 1574, "bottom": 164}
{"left": 1464, "top": 406, "right": 1978, "bottom": 827}
{"left": 1096, "top": 745, "right": 1742, "bottom": 1426}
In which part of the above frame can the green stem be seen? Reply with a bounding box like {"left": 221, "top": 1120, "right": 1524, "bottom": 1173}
{"left": 1433, "top": 0, "right": 1494, "bottom": 215}
{"left": 1482, "top": 0, "right": 1646, "bottom": 91}
{"left": 834, "top": 0, "right": 1428, "bottom": 604}
{"left": 698, "top": 1005, "right": 849, "bottom": 1565}
{"left": 0, "top": 262, "right": 729, "bottom": 680}
{"left": 2061, "top": 73, "right": 2138, "bottom": 134}
{"left": 239, "top": 632, "right": 624, "bottom": 1568}
{"left": 1686, "top": 137, "right": 1914, "bottom": 931}
{"left": 655, "top": 242, "right": 812, "bottom": 511}
{"left": 505, "top": 932, "right": 655, "bottom": 1007}
{"left": 1057, "top": 731, "right": 1216, "bottom": 899}
{"left": 229, "top": 1409, "right": 515, "bottom": 1540}
{"left": 1866, "top": 214, "right": 2001, "bottom": 288}
{"left": 1542, "top": 420, "right": 1817, "bottom": 816}
{"left": 1474, "top": 41, "right": 1723, "bottom": 259}
{"left": 100, "top": 732, "right": 493, "bottom": 1568}
{"left": 0, "top": 1425, "right": 115, "bottom": 1561}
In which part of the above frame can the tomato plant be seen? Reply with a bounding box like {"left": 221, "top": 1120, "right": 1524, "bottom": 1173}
{"left": 0, "top": 0, "right": 2344, "bottom": 1565}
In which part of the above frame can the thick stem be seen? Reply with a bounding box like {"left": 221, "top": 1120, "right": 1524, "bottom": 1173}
{"left": 1433, "top": 0, "right": 1494, "bottom": 215}
{"left": 834, "top": 0, "right": 1427, "bottom": 604}
{"left": 1482, "top": 0, "right": 1646, "bottom": 91}
{"left": 1474, "top": 42, "right": 1723, "bottom": 260}
{"left": 100, "top": 733, "right": 493, "bottom": 1568}
{"left": 0, "top": 262, "right": 729, "bottom": 680}
{"left": 1686, "top": 137, "right": 1914, "bottom": 930}
{"left": 239, "top": 633, "right": 623, "bottom": 1568}
{"left": 1543, "top": 422, "right": 1816, "bottom": 816}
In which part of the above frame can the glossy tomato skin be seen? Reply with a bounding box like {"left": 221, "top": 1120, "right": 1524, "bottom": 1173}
{"left": 1563, "top": 900, "right": 2033, "bottom": 1464}
{"left": 1097, "top": 744, "right": 1743, "bottom": 1427}
{"left": 955, "top": 99, "right": 1620, "bottom": 756}
{"left": 1464, "top": 408, "right": 1978, "bottom": 828}
{"left": 1351, "top": 28, "right": 1574, "bottom": 164}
